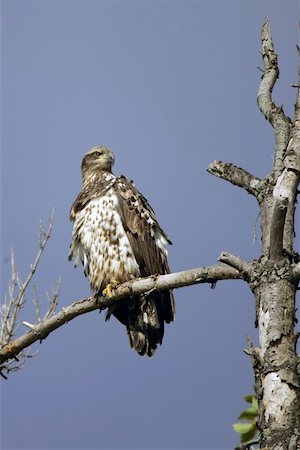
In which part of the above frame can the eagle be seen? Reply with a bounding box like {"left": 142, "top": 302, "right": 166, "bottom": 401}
{"left": 69, "top": 146, "right": 175, "bottom": 356}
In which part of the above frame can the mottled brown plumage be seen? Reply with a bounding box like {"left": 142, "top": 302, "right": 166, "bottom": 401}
{"left": 69, "top": 146, "right": 175, "bottom": 356}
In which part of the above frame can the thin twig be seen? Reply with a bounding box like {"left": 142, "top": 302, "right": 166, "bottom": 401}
{"left": 15, "top": 209, "right": 55, "bottom": 308}
{"left": 43, "top": 277, "right": 62, "bottom": 320}
{"left": 33, "top": 285, "right": 41, "bottom": 323}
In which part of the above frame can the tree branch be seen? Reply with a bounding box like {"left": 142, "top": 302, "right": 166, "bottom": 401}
{"left": 257, "top": 18, "right": 279, "bottom": 123}
{"left": 0, "top": 264, "right": 242, "bottom": 366}
{"left": 17, "top": 209, "right": 55, "bottom": 306}
{"left": 271, "top": 89, "right": 300, "bottom": 255}
{"left": 257, "top": 17, "right": 291, "bottom": 178}
{"left": 207, "top": 161, "right": 262, "bottom": 198}
{"left": 269, "top": 197, "right": 288, "bottom": 261}
{"left": 218, "top": 252, "right": 250, "bottom": 274}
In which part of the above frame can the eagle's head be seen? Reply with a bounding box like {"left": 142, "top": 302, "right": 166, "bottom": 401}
{"left": 81, "top": 146, "right": 115, "bottom": 176}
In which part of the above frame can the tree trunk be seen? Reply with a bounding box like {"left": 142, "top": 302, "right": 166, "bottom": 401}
{"left": 249, "top": 20, "right": 300, "bottom": 448}
{"left": 210, "top": 19, "right": 300, "bottom": 448}
{"left": 251, "top": 274, "right": 299, "bottom": 447}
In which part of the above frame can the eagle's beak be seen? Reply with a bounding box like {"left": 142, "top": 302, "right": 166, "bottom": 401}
{"left": 108, "top": 153, "right": 115, "bottom": 165}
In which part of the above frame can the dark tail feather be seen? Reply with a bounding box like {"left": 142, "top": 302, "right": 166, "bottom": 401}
{"left": 110, "top": 292, "right": 174, "bottom": 357}
{"left": 127, "top": 294, "right": 163, "bottom": 357}
{"left": 128, "top": 329, "right": 156, "bottom": 357}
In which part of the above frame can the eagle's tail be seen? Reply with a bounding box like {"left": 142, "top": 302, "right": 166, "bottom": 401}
{"left": 110, "top": 291, "right": 175, "bottom": 357}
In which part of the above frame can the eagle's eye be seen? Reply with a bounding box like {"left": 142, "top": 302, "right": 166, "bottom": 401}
{"left": 94, "top": 151, "right": 102, "bottom": 157}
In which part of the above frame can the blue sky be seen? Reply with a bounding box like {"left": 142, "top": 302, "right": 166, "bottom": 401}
{"left": 1, "top": 1, "right": 299, "bottom": 449}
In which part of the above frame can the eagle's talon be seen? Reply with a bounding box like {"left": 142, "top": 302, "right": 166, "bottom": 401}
{"left": 102, "top": 279, "right": 120, "bottom": 297}
{"left": 150, "top": 273, "right": 159, "bottom": 280}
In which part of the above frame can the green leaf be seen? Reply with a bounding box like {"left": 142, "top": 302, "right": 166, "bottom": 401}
{"left": 233, "top": 422, "right": 255, "bottom": 434}
{"left": 252, "top": 396, "right": 258, "bottom": 409}
{"left": 240, "top": 424, "right": 257, "bottom": 444}
{"left": 233, "top": 422, "right": 257, "bottom": 445}
{"left": 244, "top": 394, "right": 254, "bottom": 404}
{"left": 238, "top": 406, "right": 258, "bottom": 420}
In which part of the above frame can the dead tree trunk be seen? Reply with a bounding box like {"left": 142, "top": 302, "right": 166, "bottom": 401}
{"left": 209, "top": 19, "right": 300, "bottom": 449}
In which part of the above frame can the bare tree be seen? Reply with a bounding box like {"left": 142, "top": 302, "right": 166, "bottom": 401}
{"left": 1, "top": 19, "right": 299, "bottom": 449}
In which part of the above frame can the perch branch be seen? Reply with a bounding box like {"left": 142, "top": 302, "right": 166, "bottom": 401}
{"left": 257, "top": 17, "right": 291, "bottom": 177}
{"left": 207, "top": 161, "right": 262, "bottom": 198}
{"left": 0, "top": 264, "right": 242, "bottom": 366}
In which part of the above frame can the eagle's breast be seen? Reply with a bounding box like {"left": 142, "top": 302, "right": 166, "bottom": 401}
{"left": 71, "top": 188, "right": 140, "bottom": 291}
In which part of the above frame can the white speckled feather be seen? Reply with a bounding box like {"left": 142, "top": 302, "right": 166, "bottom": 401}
{"left": 70, "top": 192, "right": 140, "bottom": 290}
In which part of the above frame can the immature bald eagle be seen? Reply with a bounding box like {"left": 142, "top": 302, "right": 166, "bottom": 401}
{"left": 69, "top": 146, "right": 175, "bottom": 356}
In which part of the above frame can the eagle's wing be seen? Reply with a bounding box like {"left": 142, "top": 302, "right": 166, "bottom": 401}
{"left": 115, "top": 176, "right": 175, "bottom": 324}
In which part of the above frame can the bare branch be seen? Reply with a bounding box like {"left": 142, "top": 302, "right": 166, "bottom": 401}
{"left": 218, "top": 252, "right": 250, "bottom": 274}
{"left": 22, "top": 322, "right": 36, "bottom": 330}
{"left": 207, "top": 161, "right": 262, "bottom": 198}
{"left": 0, "top": 249, "right": 26, "bottom": 345}
{"left": 16, "top": 209, "right": 55, "bottom": 307}
{"left": 33, "top": 285, "right": 41, "bottom": 323}
{"left": 0, "top": 264, "right": 242, "bottom": 366}
{"left": 257, "top": 17, "right": 291, "bottom": 177}
{"left": 2, "top": 349, "right": 38, "bottom": 376}
{"left": 269, "top": 197, "right": 288, "bottom": 261}
{"left": 271, "top": 92, "right": 300, "bottom": 254}
{"left": 257, "top": 18, "right": 279, "bottom": 122}
{"left": 43, "top": 277, "right": 62, "bottom": 320}
{"left": 0, "top": 210, "right": 58, "bottom": 375}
